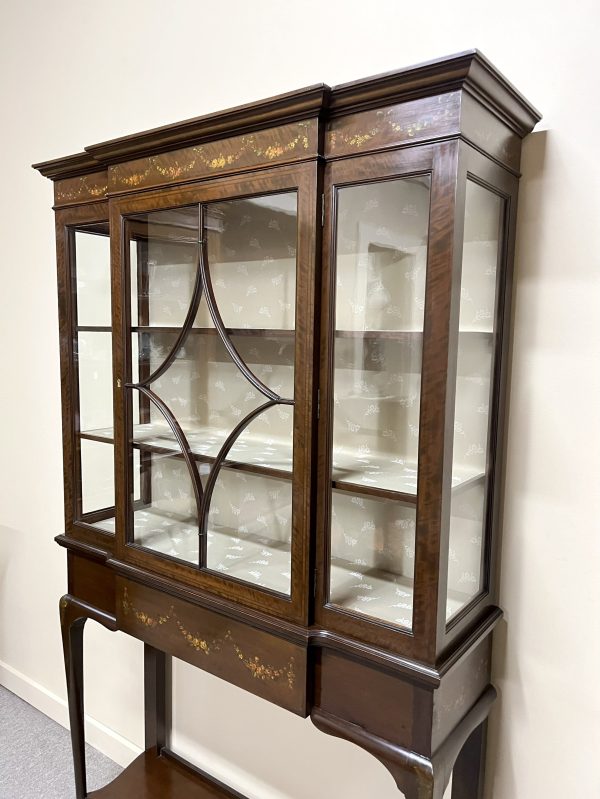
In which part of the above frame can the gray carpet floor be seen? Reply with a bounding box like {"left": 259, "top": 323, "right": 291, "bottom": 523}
{"left": 0, "top": 686, "right": 123, "bottom": 798}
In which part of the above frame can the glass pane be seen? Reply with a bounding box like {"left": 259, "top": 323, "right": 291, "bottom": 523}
{"left": 77, "top": 331, "right": 113, "bottom": 432}
{"left": 328, "top": 176, "right": 431, "bottom": 629}
{"left": 446, "top": 181, "right": 503, "bottom": 621}
{"left": 75, "top": 231, "right": 111, "bottom": 326}
{"left": 73, "top": 227, "right": 115, "bottom": 530}
{"left": 202, "top": 194, "right": 297, "bottom": 330}
{"left": 125, "top": 194, "right": 297, "bottom": 594}
{"left": 129, "top": 211, "right": 199, "bottom": 328}
{"left": 80, "top": 439, "right": 114, "bottom": 515}
{"left": 90, "top": 450, "right": 140, "bottom": 535}
{"left": 329, "top": 491, "right": 416, "bottom": 628}
{"left": 207, "top": 469, "right": 292, "bottom": 594}
{"left": 131, "top": 447, "right": 200, "bottom": 564}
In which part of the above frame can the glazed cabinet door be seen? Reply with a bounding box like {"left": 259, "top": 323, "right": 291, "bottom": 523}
{"left": 316, "top": 143, "right": 459, "bottom": 660}
{"left": 111, "top": 164, "right": 318, "bottom": 624}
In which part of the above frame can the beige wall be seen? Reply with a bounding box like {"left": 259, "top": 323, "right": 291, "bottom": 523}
{"left": 1, "top": 1, "right": 599, "bottom": 797}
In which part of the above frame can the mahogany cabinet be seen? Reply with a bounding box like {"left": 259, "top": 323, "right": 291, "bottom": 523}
{"left": 33, "top": 50, "right": 540, "bottom": 799}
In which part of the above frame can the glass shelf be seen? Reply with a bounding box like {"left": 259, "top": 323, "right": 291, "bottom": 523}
{"left": 131, "top": 326, "right": 296, "bottom": 337}
{"left": 80, "top": 423, "right": 293, "bottom": 479}
{"left": 333, "top": 329, "right": 492, "bottom": 339}
{"left": 81, "top": 423, "right": 483, "bottom": 504}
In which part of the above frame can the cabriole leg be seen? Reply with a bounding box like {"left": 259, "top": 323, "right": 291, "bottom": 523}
{"left": 60, "top": 596, "right": 88, "bottom": 799}
{"left": 451, "top": 720, "right": 488, "bottom": 799}
{"left": 59, "top": 594, "right": 117, "bottom": 799}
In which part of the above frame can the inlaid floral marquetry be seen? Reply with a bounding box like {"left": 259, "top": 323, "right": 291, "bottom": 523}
{"left": 110, "top": 120, "right": 318, "bottom": 192}
{"left": 121, "top": 587, "right": 295, "bottom": 688}
{"left": 326, "top": 92, "right": 461, "bottom": 158}
{"left": 231, "top": 642, "right": 295, "bottom": 689}
{"left": 54, "top": 171, "right": 108, "bottom": 206}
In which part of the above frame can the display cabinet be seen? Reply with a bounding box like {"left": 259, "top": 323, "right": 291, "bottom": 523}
{"left": 34, "top": 51, "right": 540, "bottom": 799}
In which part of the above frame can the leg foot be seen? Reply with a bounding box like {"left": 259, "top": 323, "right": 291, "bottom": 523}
{"left": 60, "top": 597, "right": 87, "bottom": 799}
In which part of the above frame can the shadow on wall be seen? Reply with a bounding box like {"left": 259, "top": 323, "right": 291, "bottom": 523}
{"left": 485, "top": 127, "right": 548, "bottom": 799}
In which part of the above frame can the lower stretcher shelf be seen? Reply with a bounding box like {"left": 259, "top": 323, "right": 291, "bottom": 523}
{"left": 89, "top": 749, "right": 247, "bottom": 799}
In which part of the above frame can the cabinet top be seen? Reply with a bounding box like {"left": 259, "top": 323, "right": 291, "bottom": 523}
{"left": 33, "top": 50, "right": 541, "bottom": 181}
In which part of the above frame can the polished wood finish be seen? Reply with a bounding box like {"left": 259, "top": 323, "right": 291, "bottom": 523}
{"left": 68, "top": 552, "right": 116, "bottom": 614}
{"left": 34, "top": 50, "right": 540, "bottom": 201}
{"left": 451, "top": 721, "right": 487, "bottom": 799}
{"left": 60, "top": 595, "right": 117, "bottom": 799}
{"left": 326, "top": 91, "right": 462, "bottom": 159}
{"left": 144, "top": 645, "right": 170, "bottom": 753}
{"left": 117, "top": 578, "right": 307, "bottom": 715}
{"left": 88, "top": 86, "right": 328, "bottom": 164}
{"left": 88, "top": 749, "right": 247, "bottom": 799}
{"left": 109, "top": 120, "right": 319, "bottom": 193}
{"left": 54, "top": 170, "right": 109, "bottom": 206}
{"left": 36, "top": 51, "right": 540, "bottom": 799}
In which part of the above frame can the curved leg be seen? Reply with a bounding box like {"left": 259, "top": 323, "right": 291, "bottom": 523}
{"left": 61, "top": 604, "right": 87, "bottom": 799}
{"left": 59, "top": 595, "right": 117, "bottom": 799}
{"left": 311, "top": 686, "right": 496, "bottom": 799}
{"left": 451, "top": 720, "right": 487, "bottom": 799}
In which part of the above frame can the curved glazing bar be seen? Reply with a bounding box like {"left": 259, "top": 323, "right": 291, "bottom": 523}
{"left": 125, "top": 197, "right": 297, "bottom": 587}
{"left": 198, "top": 398, "right": 286, "bottom": 540}
{"left": 199, "top": 204, "right": 288, "bottom": 403}
{"left": 136, "top": 243, "right": 203, "bottom": 387}
{"left": 127, "top": 384, "right": 204, "bottom": 522}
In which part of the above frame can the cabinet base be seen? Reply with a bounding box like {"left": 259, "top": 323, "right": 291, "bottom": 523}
{"left": 89, "top": 748, "right": 247, "bottom": 799}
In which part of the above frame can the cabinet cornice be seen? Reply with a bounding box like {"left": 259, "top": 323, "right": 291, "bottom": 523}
{"left": 32, "top": 50, "right": 540, "bottom": 184}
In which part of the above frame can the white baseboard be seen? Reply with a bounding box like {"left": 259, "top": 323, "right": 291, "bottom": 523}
{"left": 0, "top": 659, "right": 142, "bottom": 768}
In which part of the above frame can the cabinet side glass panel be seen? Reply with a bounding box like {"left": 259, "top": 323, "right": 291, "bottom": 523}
{"left": 72, "top": 227, "right": 116, "bottom": 530}
{"left": 125, "top": 194, "right": 297, "bottom": 594}
{"left": 327, "top": 177, "right": 430, "bottom": 630}
{"left": 446, "top": 180, "right": 504, "bottom": 621}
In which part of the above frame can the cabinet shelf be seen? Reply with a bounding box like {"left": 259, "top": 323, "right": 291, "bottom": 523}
{"left": 78, "top": 326, "right": 492, "bottom": 339}
{"left": 79, "top": 424, "right": 293, "bottom": 481}
{"left": 131, "top": 326, "right": 295, "bottom": 337}
{"left": 334, "top": 328, "right": 493, "bottom": 339}
{"left": 88, "top": 748, "right": 245, "bottom": 799}
{"left": 80, "top": 427, "right": 483, "bottom": 501}
{"left": 332, "top": 448, "right": 483, "bottom": 500}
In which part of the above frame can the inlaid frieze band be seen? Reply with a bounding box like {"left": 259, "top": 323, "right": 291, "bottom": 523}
{"left": 326, "top": 93, "right": 461, "bottom": 158}
{"left": 110, "top": 120, "right": 318, "bottom": 193}
{"left": 122, "top": 587, "right": 295, "bottom": 689}
{"left": 54, "top": 170, "right": 108, "bottom": 206}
